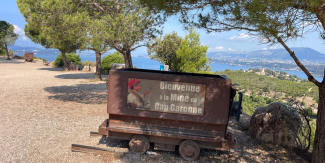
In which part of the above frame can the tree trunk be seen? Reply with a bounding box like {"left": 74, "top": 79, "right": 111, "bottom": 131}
{"left": 95, "top": 51, "right": 102, "bottom": 80}
{"left": 5, "top": 43, "right": 10, "bottom": 60}
{"left": 62, "top": 51, "right": 68, "bottom": 71}
{"left": 312, "top": 81, "right": 325, "bottom": 163}
{"left": 123, "top": 50, "right": 133, "bottom": 68}
{"left": 273, "top": 34, "right": 324, "bottom": 162}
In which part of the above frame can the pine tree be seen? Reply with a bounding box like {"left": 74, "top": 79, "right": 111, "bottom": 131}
{"left": 0, "top": 21, "right": 19, "bottom": 60}
{"left": 17, "top": 0, "right": 87, "bottom": 70}
{"left": 74, "top": 0, "right": 165, "bottom": 68}
{"left": 176, "top": 27, "right": 210, "bottom": 73}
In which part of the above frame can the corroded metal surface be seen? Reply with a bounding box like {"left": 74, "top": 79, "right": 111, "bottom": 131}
{"left": 129, "top": 135, "right": 150, "bottom": 154}
{"left": 71, "top": 144, "right": 129, "bottom": 154}
{"left": 179, "top": 140, "right": 200, "bottom": 161}
{"left": 97, "top": 69, "right": 239, "bottom": 161}
{"left": 107, "top": 69, "right": 233, "bottom": 125}
{"left": 154, "top": 143, "right": 175, "bottom": 151}
{"left": 24, "top": 53, "right": 33, "bottom": 62}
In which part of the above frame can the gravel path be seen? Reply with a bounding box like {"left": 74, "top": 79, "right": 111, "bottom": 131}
{"left": 0, "top": 57, "right": 113, "bottom": 162}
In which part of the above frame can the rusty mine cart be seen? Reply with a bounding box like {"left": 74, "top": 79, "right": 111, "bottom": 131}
{"left": 76, "top": 69, "right": 243, "bottom": 161}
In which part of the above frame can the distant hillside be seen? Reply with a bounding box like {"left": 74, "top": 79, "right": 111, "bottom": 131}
{"left": 208, "top": 47, "right": 325, "bottom": 63}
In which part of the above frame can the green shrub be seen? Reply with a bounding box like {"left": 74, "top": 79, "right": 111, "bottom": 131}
{"left": 33, "top": 56, "right": 42, "bottom": 59}
{"left": 53, "top": 53, "right": 81, "bottom": 67}
{"left": 0, "top": 47, "right": 6, "bottom": 56}
{"left": 101, "top": 51, "right": 125, "bottom": 72}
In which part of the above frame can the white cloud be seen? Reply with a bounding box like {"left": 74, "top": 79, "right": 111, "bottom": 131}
{"left": 210, "top": 32, "right": 216, "bottom": 36}
{"left": 32, "top": 50, "right": 38, "bottom": 52}
{"left": 229, "top": 33, "right": 250, "bottom": 41}
{"left": 215, "top": 46, "right": 224, "bottom": 51}
{"left": 208, "top": 46, "right": 235, "bottom": 52}
{"left": 262, "top": 46, "right": 277, "bottom": 50}
{"left": 13, "top": 25, "right": 28, "bottom": 41}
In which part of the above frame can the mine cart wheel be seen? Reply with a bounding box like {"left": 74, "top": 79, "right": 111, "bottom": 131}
{"left": 179, "top": 140, "right": 200, "bottom": 161}
{"left": 129, "top": 135, "right": 150, "bottom": 154}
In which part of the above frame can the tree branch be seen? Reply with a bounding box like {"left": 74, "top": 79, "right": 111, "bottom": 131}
{"left": 87, "top": 47, "right": 96, "bottom": 51}
{"left": 92, "top": 2, "right": 115, "bottom": 19}
{"left": 130, "top": 44, "right": 147, "bottom": 51}
{"left": 100, "top": 47, "right": 112, "bottom": 55}
{"left": 272, "top": 33, "right": 321, "bottom": 87}
{"left": 105, "top": 40, "right": 123, "bottom": 53}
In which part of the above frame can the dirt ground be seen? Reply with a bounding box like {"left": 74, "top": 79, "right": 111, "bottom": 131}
{"left": 0, "top": 56, "right": 311, "bottom": 163}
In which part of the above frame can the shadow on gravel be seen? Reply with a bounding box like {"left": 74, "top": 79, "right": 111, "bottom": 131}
{"left": 55, "top": 73, "right": 95, "bottom": 79}
{"left": 38, "top": 67, "right": 64, "bottom": 71}
{"left": 44, "top": 83, "right": 107, "bottom": 104}
{"left": 99, "top": 136, "right": 129, "bottom": 148}
{"left": 0, "top": 59, "right": 24, "bottom": 64}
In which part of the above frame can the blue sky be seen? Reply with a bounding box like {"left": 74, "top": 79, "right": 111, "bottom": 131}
{"left": 1, "top": 0, "right": 325, "bottom": 56}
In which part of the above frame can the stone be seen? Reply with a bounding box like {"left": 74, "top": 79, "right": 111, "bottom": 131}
{"left": 110, "top": 63, "right": 125, "bottom": 70}
{"left": 248, "top": 102, "right": 302, "bottom": 147}
{"left": 90, "top": 67, "right": 96, "bottom": 72}
{"left": 82, "top": 66, "right": 90, "bottom": 71}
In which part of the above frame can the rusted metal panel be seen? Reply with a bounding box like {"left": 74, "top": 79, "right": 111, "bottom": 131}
{"left": 99, "top": 69, "right": 238, "bottom": 158}
{"left": 106, "top": 126, "right": 226, "bottom": 142}
{"left": 24, "top": 53, "right": 33, "bottom": 62}
{"left": 71, "top": 144, "right": 130, "bottom": 154}
{"left": 97, "top": 119, "right": 108, "bottom": 136}
{"left": 108, "top": 115, "right": 226, "bottom": 138}
{"left": 107, "top": 69, "right": 232, "bottom": 125}
{"left": 154, "top": 143, "right": 175, "bottom": 151}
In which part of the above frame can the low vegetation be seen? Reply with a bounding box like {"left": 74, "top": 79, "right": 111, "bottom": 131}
{"left": 223, "top": 69, "right": 317, "bottom": 151}
{"left": 217, "top": 69, "right": 319, "bottom": 101}
{"left": 53, "top": 53, "right": 81, "bottom": 67}
{"left": 101, "top": 51, "right": 125, "bottom": 72}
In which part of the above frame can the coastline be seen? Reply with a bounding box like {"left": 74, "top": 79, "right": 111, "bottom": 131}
{"left": 220, "top": 62, "right": 324, "bottom": 77}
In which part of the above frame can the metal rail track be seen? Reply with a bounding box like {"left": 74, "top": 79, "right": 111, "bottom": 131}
{"left": 71, "top": 144, "right": 130, "bottom": 154}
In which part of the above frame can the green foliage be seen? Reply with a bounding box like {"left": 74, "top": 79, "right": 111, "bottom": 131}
{"left": 33, "top": 56, "right": 42, "bottom": 60}
{"left": 217, "top": 70, "right": 319, "bottom": 101}
{"left": 53, "top": 53, "right": 81, "bottom": 67}
{"left": 101, "top": 51, "right": 125, "bottom": 72}
{"left": 176, "top": 27, "right": 211, "bottom": 73}
{"left": 0, "top": 47, "right": 5, "bottom": 56}
{"left": 147, "top": 31, "right": 182, "bottom": 71}
{"left": 0, "top": 21, "right": 19, "bottom": 58}
{"left": 74, "top": 0, "right": 165, "bottom": 68}
{"left": 233, "top": 93, "right": 283, "bottom": 116}
{"left": 17, "top": 0, "right": 87, "bottom": 69}
{"left": 8, "top": 49, "right": 17, "bottom": 57}
{"left": 306, "top": 108, "right": 317, "bottom": 117}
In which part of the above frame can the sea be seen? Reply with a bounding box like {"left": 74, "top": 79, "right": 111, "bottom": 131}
{"left": 26, "top": 53, "right": 324, "bottom": 82}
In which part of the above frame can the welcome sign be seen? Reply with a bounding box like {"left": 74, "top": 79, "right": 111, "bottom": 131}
{"left": 127, "top": 78, "right": 206, "bottom": 116}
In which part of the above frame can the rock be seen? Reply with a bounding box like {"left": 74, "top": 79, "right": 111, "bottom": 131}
{"left": 110, "top": 63, "right": 125, "bottom": 70}
{"left": 90, "top": 67, "right": 96, "bottom": 72}
{"left": 82, "top": 66, "right": 90, "bottom": 71}
{"left": 248, "top": 102, "right": 301, "bottom": 147}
